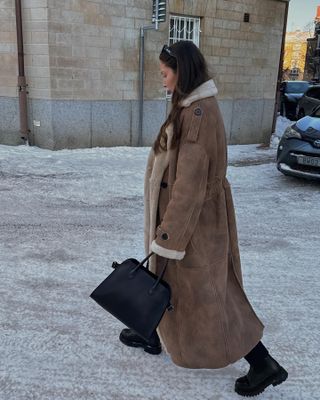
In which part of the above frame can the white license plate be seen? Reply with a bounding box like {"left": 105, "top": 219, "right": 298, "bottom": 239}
{"left": 297, "top": 155, "right": 320, "bottom": 167}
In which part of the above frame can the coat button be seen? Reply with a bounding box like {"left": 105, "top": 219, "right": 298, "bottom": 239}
{"left": 161, "top": 182, "right": 168, "bottom": 188}
{"left": 161, "top": 232, "right": 169, "bottom": 240}
{"left": 194, "top": 107, "right": 202, "bottom": 116}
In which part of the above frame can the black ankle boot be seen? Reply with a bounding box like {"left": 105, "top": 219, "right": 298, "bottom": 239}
{"left": 119, "top": 328, "right": 162, "bottom": 355}
{"left": 235, "top": 355, "right": 288, "bottom": 397}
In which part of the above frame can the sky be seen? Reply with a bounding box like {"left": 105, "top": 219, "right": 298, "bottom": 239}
{"left": 287, "top": 0, "right": 320, "bottom": 32}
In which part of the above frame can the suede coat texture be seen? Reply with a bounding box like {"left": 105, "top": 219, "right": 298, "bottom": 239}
{"left": 144, "top": 80, "right": 264, "bottom": 369}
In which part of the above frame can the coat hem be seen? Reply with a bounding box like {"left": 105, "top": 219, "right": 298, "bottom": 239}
{"left": 169, "top": 330, "right": 264, "bottom": 370}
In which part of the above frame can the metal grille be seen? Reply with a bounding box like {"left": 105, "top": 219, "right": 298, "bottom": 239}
{"left": 152, "top": 0, "right": 166, "bottom": 23}
{"left": 166, "top": 15, "right": 201, "bottom": 99}
{"left": 169, "top": 15, "right": 200, "bottom": 46}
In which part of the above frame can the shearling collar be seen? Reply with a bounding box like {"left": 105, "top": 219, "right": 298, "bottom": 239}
{"left": 180, "top": 79, "right": 218, "bottom": 108}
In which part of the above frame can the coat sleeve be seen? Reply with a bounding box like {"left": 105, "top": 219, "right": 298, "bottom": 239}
{"left": 151, "top": 141, "right": 209, "bottom": 260}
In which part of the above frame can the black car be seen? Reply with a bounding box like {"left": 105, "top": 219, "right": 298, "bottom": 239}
{"left": 279, "top": 81, "right": 310, "bottom": 120}
{"left": 277, "top": 106, "right": 320, "bottom": 181}
{"left": 296, "top": 85, "right": 320, "bottom": 119}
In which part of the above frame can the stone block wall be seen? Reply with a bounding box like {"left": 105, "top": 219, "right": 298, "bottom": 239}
{"left": 46, "top": 0, "right": 153, "bottom": 101}
{"left": 0, "top": 0, "right": 288, "bottom": 148}
{"left": 0, "top": 0, "right": 17, "bottom": 97}
{"left": 0, "top": 0, "right": 20, "bottom": 144}
{"left": 164, "top": 0, "right": 288, "bottom": 143}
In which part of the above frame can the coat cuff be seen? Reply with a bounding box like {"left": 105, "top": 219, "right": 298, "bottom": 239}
{"left": 151, "top": 240, "right": 185, "bottom": 260}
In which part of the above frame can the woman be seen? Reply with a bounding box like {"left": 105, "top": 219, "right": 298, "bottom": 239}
{"left": 119, "top": 41, "right": 288, "bottom": 397}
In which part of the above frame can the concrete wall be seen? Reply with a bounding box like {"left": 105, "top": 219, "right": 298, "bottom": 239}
{"left": 28, "top": 98, "right": 166, "bottom": 149}
{"left": 0, "top": 0, "right": 287, "bottom": 149}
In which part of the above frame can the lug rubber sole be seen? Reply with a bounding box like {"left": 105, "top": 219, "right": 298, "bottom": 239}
{"left": 235, "top": 367, "right": 288, "bottom": 397}
{"left": 119, "top": 334, "right": 162, "bottom": 355}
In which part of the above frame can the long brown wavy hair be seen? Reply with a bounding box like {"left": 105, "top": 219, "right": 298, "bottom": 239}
{"left": 153, "top": 41, "right": 210, "bottom": 154}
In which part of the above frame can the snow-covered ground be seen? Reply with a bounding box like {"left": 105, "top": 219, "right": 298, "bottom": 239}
{"left": 0, "top": 137, "right": 319, "bottom": 400}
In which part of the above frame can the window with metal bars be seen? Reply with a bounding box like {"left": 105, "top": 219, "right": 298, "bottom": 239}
{"left": 165, "top": 15, "right": 201, "bottom": 99}
{"left": 169, "top": 15, "right": 201, "bottom": 46}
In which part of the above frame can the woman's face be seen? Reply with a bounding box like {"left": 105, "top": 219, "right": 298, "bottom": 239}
{"left": 160, "top": 61, "right": 178, "bottom": 93}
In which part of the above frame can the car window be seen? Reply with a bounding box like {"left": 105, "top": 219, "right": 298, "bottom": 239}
{"left": 306, "top": 88, "right": 315, "bottom": 97}
{"left": 286, "top": 82, "right": 310, "bottom": 93}
{"left": 306, "top": 87, "right": 320, "bottom": 99}
{"left": 308, "top": 88, "right": 317, "bottom": 98}
{"left": 313, "top": 107, "right": 320, "bottom": 117}
{"left": 313, "top": 87, "right": 320, "bottom": 100}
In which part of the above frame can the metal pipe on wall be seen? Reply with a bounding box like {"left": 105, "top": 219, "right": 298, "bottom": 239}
{"left": 138, "top": 27, "right": 145, "bottom": 147}
{"left": 15, "top": 0, "right": 29, "bottom": 143}
{"left": 138, "top": 0, "right": 162, "bottom": 147}
{"left": 271, "top": 0, "right": 289, "bottom": 138}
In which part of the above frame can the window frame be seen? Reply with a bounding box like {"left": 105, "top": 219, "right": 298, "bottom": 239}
{"left": 165, "top": 15, "right": 201, "bottom": 99}
{"left": 168, "top": 14, "right": 201, "bottom": 46}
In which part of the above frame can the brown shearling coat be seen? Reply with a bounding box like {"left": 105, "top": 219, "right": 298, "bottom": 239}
{"left": 144, "top": 80, "right": 264, "bottom": 369}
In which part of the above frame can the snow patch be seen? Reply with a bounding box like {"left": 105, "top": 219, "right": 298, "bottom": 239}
{"left": 270, "top": 115, "right": 294, "bottom": 148}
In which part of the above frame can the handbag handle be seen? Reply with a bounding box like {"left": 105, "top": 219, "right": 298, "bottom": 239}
{"left": 132, "top": 252, "right": 169, "bottom": 294}
{"left": 133, "top": 252, "right": 173, "bottom": 310}
{"left": 149, "top": 258, "right": 168, "bottom": 294}
{"left": 137, "top": 252, "right": 154, "bottom": 269}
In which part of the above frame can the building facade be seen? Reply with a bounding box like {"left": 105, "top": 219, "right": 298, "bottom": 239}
{"left": 304, "top": 7, "right": 320, "bottom": 83}
{"left": 0, "top": 0, "right": 289, "bottom": 149}
{"left": 283, "top": 30, "right": 309, "bottom": 81}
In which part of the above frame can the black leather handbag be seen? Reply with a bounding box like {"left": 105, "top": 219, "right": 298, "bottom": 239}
{"left": 90, "top": 252, "right": 173, "bottom": 341}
